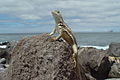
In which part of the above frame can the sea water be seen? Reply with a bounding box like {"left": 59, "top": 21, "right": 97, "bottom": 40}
{"left": 0, "top": 32, "right": 120, "bottom": 50}
{"left": 75, "top": 32, "right": 120, "bottom": 50}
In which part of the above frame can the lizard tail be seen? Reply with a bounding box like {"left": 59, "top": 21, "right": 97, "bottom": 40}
{"left": 72, "top": 44, "right": 78, "bottom": 54}
{"left": 72, "top": 44, "right": 78, "bottom": 62}
{"left": 72, "top": 44, "right": 81, "bottom": 79}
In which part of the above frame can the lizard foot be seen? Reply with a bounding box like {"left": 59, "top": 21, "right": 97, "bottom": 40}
{"left": 72, "top": 53, "right": 77, "bottom": 68}
{"left": 73, "top": 59, "right": 76, "bottom": 68}
{"left": 48, "top": 37, "right": 57, "bottom": 42}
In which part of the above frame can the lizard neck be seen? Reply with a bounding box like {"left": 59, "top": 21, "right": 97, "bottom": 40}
{"left": 53, "top": 15, "right": 64, "bottom": 25}
{"left": 55, "top": 18, "right": 64, "bottom": 25}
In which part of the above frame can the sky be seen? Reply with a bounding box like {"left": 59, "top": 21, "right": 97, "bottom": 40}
{"left": 0, "top": 0, "right": 120, "bottom": 33}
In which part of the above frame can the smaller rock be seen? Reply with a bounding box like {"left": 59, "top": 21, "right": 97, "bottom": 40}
{"left": 0, "top": 48, "right": 10, "bottom": 64}
{"left": 85, "top": 73, "right": 96, "bottom": 80}
{"left": 4, "top": 64, "right": 9, "bottom": 68}
{"left": 0, "top": 48, "right": 7, "bottom": 57}
{"left": 0, "top": 58, "right": 6, "bottom": 64}
{"left": 108, "top": 63, "right": 120, "bottom": 78}
{"left": 108, "top": 43, "right": 120, "bottom": 57}
{"left": 0, "top": 41, "right": 17, "bottom": 64}
{"left": 78, "top": 47, "right": 111, "bottom": 80}
{"left": 0, "top": 64, "right": 6, "bottom": 71}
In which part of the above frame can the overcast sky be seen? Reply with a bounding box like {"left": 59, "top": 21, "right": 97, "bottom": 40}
{"left": 0, "top": 0, "right": 120, "bottom": 33}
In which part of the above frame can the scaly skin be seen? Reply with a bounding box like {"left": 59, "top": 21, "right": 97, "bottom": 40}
{"left": 49, "top": 10, "right": 78, "bottom": 67}
{"left": 49, "top": 10, "right": 80, "bottom": 79}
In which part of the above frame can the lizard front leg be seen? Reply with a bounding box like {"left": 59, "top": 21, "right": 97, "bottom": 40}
{"left": 49, "top": 26, "right": 56, "bottom": 36}
{"left": 50, "top": 28, "right": 62, "bottom": 41}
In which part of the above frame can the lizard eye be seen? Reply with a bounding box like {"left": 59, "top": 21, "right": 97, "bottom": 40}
{"left": 56, "top": 11, "right": 60, "bottom": 13}
{"left": 59, "top": 21, "right": 62, "bottom": 23}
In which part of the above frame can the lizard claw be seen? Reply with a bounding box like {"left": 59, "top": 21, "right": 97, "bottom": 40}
{"left": 48, "top": 37, "right": 57, "bottom": 42}
{"left": 73, "top": 58, "right": 76, "bottom": 68}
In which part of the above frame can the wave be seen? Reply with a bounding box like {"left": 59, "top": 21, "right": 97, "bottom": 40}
{"left": 80, "top": 45, "right": 109, "bottom": 50}
{"left": 0, "top": 45, "right": 7, "bottom": 48}
{"left": 105, "top": 78, "right": 120, "bottom": 80}
{"left": 0, "top": 44, "right": 109, "bottom": 50}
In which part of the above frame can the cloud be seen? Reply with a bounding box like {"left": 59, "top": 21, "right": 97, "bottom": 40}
{"left": 19, "top": 14, "right": 41, "bottom": 20}
{"left": 0, "top": 0, "right": 120, "bottom": 32}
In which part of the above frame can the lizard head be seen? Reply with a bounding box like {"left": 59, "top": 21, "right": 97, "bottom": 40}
{"left": 51, "top": 10, "right": 64, "bottom": 24}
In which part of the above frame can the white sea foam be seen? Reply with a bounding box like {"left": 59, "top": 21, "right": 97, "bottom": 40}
{"left": 81, "top": 45, "right": 109, "bottom": 50}
{"left": 0, "top": 45, "right": 7, "bottom": 48}
{"left": 105, "top": 78, "right": 120, "bottom": 80}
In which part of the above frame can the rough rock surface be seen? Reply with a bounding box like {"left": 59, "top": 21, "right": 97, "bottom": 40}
{"left": 1, "top": 33, "right": 120, "bottom": 80}
{"left": 108, "top": 43, "right": 120, "bottom": 57}
{"left": 4, "top": 33, "right": 87, "bottom": 80}
{"left": 7, "top": 41, "right": 18, "bottom": 53}
{"left": 108, "top": 63, "right": 120, "bottom": 78}
{"left": 78, "top": 47, "right": 112, "bottom": 80}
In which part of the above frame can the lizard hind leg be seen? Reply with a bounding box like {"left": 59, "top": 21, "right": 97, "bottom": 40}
{"left": 72, "top": 44, "right": 78, "bottom": 68}
{"left": 72, "top": 44, "right": 81, "bottom": 79}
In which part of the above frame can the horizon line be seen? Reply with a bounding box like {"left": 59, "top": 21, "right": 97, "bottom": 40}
{"left": 0, "top": 31, "right": 119, "bottom": 35}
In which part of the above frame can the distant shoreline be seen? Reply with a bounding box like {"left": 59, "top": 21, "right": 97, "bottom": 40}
{"left": 0, "top": 32, "right": 120, "bottom": 35}
{"left": 0, "top": 33, "right": 41, "bottom": 35}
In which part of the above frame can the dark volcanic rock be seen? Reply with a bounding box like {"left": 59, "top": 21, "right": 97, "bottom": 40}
{"left": 0, "top": 48, "right": 10, "bottom": 64}
{"left": 108, "top": 43, "right": 120, "bottom": 57}
{"left": 0, "top": 41, "right": 17, "bottom": 64}
{"left": 6, "top": 41, "right": 18, "bottom": 64}
{"left": 78, "top": 47, "right": 112, "bottom": 80}
{"left": 4, "top": 33, "right": 87, "bottom": 80}
{"left": 0, "top": 48, "right": 7, "bottom": 57}
{"left": 108, "top": 63, "right": 120, "bottom": 78}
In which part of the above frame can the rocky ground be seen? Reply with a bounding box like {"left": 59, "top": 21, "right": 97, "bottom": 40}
{"left": 0, "top": 33, "right": 120, "bottom": 80}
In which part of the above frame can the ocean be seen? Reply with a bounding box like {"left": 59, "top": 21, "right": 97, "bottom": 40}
{"left": 0, "top": 32, "right": 120, "bottom": 49}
